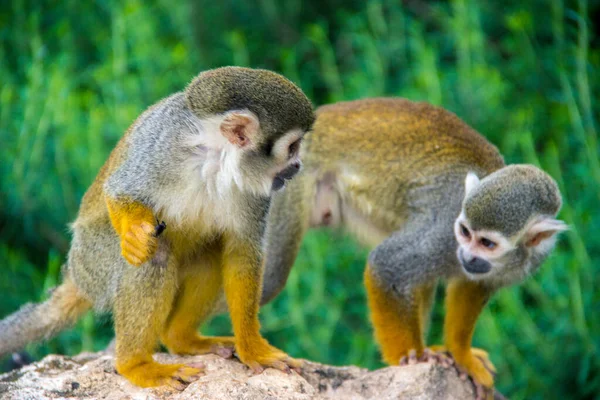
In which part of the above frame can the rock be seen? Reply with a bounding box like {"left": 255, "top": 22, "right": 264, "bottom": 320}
{"left": 0, "top": 352, "right": 480, "bottom": 400}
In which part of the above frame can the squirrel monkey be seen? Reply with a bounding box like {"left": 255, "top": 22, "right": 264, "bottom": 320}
{"left": 0, "top": 67, "right": 315, "bottom": 389}
{"left": 260, "top": 98, "right": 566, "bottom": 389}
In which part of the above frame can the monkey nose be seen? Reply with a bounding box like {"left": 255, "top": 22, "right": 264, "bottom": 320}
{"left": 277, "top": 162, "right": 302, "bottom": 180}
{"left": 461, "top": 250, "right": 475, "bottom": 263}
{"left": 464, "top": 257, "right": 492, "bottom": 274}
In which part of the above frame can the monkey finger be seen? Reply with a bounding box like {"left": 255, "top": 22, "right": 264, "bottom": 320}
{"left": 185, "top": 362, "right": 205, "bottom": 370}
{"left": 176, "top": 369, "right": 203, "bottom": 383}
{"left": 399, "top": 356, "right": 408, "bottom": 366}
{"left": 421, "top": 349, "right": 439, "bottom": 365}
{"left": 122, "top": 251, "right": 143, "bottom": 267}
{"left": 127, "top": 223, "right": 149, "bottom": 241}
{"left": 122, "top": 236, "right": 146, "bottom": 256}
{"left": 407, "top": 349, "right": 418, "bottom": 365}
{"left": 282, "top": 356, "right": 303, "bottom": 369}
{"left": 437, "top": 356, "right": 450, "bottom": 368}
{"left": 123, "top": 230, "right": 139, "bottom": 245}
{"left": 290, "top": 364, "right": 303, "bottom": 374}
{"left": 121, "top": 241, "right": 149, "bottom": 261}
{"left": 131, "top": 224, "right": 157, "bottom": 246}
{"left": 269, "top": 360, "right": 292, "bottom": 374}
{"left": 166, "top": 378, "right": 187, "bottom": 391}
{"left": 476, "top": 355, "right": 497, "bottom": 374}
{"left": 440, "top": 355, "right": 454, "bottom": 368}
{"left": 139, "top": 221, "right": 157, "bottom": 236}
{"left": 457, "top": 366, "right": 469, "bottom": 381}
{"left": 420, "top": 348, "right": 432, "bottom": 362}
{"left": 470, "top": 348, "right": 490, "bottom": 360}
{"left": 174, "top": 374, "right": 198, "bottom": 385}
{"left": 247, "top": 361, "right": 265, "bottom": 375}
{"left": 481, "top": 359, "right": 497, "bottom": 375}
{"left": 123, "top": 231, "right": 156, "bottom": 253}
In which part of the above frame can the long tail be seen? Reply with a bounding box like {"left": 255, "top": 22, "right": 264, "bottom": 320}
{"left": 0, "top": 278, "right": 92, "bottom": 357}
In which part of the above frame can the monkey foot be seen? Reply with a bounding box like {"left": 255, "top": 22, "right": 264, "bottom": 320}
{"left": 116, "top": 360, "right": 204, "bottom": 390}
{"left": 399, "top": 348, "right": 455, "bottom": 368}
{"left": 164, "top": 335, "right": 235, "bottom": 359}
{"left": 120, "top": 220, "right": 158, "bottom": 266}
{"left": 236, "top": 338, "right": 302, "bottom": 374}
{"left": 428, "top": 345, "right": 496, "bottom": 374}
{"left": 427, "top": 346, "right": 496, "bottom": 400}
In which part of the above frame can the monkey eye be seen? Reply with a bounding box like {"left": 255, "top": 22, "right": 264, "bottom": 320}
{"left": 460, "top": 224, "right": 471, "bottom": 239}
{"left": 288, "top": 139, "right": 301, "bottom": 159}
{"left": 480, "top": 238, "right": 496, "bottom": 249}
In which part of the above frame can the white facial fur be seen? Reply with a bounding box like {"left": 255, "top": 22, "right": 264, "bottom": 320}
{"left": 184, "top": 111, "right": 251, "bottom": 197}
{"left": 454, "top": 213, "right": 513, "bottom": 280}
{"left": 153, "top": 109, "right": 304, "bottom": 234}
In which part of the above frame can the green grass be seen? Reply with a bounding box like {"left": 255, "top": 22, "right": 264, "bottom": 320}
{"left": 0, "top": 0, "right": 598, "bottom": 398}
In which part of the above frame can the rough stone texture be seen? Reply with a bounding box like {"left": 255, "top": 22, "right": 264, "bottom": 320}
{"left": 0, "top": 352, "right": 479, "bottom": 400}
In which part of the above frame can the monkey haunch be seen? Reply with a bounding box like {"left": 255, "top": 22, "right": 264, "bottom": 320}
{"left": 0, "top": 67, "right": 315, "bottom": 389}
{"left": 260, "top": 98, "right": 565, "bottom": 389}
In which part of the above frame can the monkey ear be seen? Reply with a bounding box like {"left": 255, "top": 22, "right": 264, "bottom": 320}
{"left": 464, "top": 172, "right": 480, "bottom": 196}
{"left": 220, "top": 111, "right": 259, "bottom": 148}
{"left": 524, "top": 218, "right": 568, "bottom": 247}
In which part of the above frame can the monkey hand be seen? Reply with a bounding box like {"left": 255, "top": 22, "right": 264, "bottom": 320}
{"left": 105, "top": 198, "right": 162, "bottom": 266}
{"left": 120, "top": 218, "right": 158, "bottom": 266}
{"left": 236, "top": 337, "right": 302, "bottom": 374}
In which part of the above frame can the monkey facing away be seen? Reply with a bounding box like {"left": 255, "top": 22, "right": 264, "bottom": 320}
{"left": 260, "top": 98, "right": 566, "bottom": 389}
{"left": 0, "top": 67, "right": 315, "bottom": 389}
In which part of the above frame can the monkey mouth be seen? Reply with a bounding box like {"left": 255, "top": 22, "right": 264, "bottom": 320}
{"left": 458, "top": 251, "right": 492, "bottom": 275}
{"left": 272, "top": 176, "right": 287, "bottom": 191}
{"left": 462, "top": 261, "right": 492, "bottom": 274}
{"left": 272, "top": 162, "right": 301, "bottom": 192}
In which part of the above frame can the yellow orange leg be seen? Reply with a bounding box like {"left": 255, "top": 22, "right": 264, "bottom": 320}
{"left": 223, "top": 236, "right": 300, "bottom": 373}
{"left": 364, "top": 264, "right": 425, "bottom": 365}
{"left": 443, "top": 278, "right": 495, "bottom": 388}
{"left": 114, "top": 258, "right": 203, "bottom": 389}
{"left": 162, "top": 252, "right": 235, "bottom": 357}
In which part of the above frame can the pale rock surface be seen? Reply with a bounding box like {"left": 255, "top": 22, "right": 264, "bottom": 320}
{"left": 0, "top": 352, "right": 479, "bottom": 400}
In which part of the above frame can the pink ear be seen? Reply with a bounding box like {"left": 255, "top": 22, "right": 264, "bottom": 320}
{"left": 220, "top": 112, "right": 259, "bottom": 148}
{"left": 525, "top": 218, "right": 567, "bottom": 247}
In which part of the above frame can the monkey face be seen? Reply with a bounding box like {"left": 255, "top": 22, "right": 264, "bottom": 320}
{"left": 454, "top": 168, "right": 567, "bottom": 286}
{"left": 214, "top": 109, "right": 308, "bottom": 196}
{"left": 235, "top": 124, "right": 307, "bottom": 195}
{"left": 454, "top": 215, "right": 512, "bottom": 282}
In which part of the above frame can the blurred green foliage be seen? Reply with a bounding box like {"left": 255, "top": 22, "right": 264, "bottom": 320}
{"left": 0, "top": 0, "right": 598, "bottom": 398}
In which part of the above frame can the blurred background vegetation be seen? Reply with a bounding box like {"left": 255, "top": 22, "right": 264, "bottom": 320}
{"left": 0, "top": 0, "right": 598, "bottom": 398}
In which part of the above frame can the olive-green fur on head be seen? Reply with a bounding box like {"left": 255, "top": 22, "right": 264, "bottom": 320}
{"left": 464, "top": 164, "right": 562, "bottom": 237}
{"left": 185, "top": 67, "right": 315, "bottom": 139}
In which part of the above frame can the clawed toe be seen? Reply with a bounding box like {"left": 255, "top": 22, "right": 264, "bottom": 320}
{"left": 215, "top": 346, "right": 234, "bottom": 359}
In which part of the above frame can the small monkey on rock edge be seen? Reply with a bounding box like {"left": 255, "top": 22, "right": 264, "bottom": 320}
{"left": 0, "top": 67, "right": 315, "bottom": 389}
{"left": 260, "top": 98, "right": 566, "bottom": 391}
